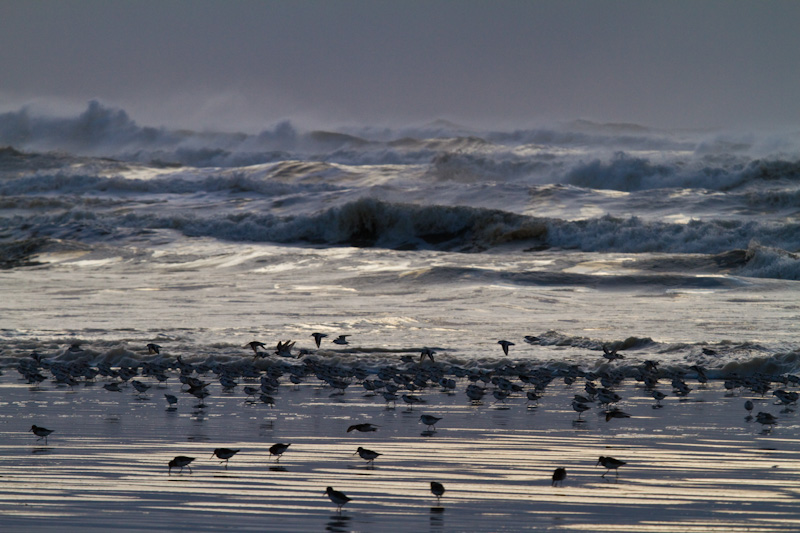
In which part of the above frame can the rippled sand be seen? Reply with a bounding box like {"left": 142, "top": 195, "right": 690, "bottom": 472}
{"left": 1, "top": 377, "right": 799, "bottom": 532}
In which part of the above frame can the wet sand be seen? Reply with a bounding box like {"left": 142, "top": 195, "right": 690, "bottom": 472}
{"left": 1, "top": 374, "right": 799, "bottom": 532}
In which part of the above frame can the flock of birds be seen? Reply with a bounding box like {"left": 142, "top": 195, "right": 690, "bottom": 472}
{"left": 14, "top": 332, "right": 800, "bottom": 512}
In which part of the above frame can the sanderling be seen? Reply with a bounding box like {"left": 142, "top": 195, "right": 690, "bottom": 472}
{"left": 325, "top": 486, "right": 351, "bottom": 512}
{"left": 30, "top": 425, "right": 53, "bottom": 444}
{"left": 597, "top": 456, "right": 626, "bottom": 478}
{"left": 354, "top": 446, "right": 381, "bottom": 467}
{"left": 332, "top": 335, "right": 350, "bottom": 345}
{"left": 744, "top": 400, "right": 754, "bottom": 413}
{"left": 756, "top": 411, "right": 778, "bottom": 431}
{"left": 420, "top": 347, "right": 436, "bottom": 363}
{"left": 430, "top": 481, "right": 445, "bottom": 504}
{"left": 311, "top": 332, "right": 328, "bottom": 348}
{"left": 168, "top": 456, "right": 195, "bottom": 475}
{"left": 269, "top": 442, "right": 291, "bottom": 462}
{"left": 246, "top": 341, "right": 267, "bottom": 356}
{"left": 420, "top": 414, "right": 442, "bottom": 431}
{"left": 572, "top": 400, "right": 590, "bottom": 419}
{"left": 347, "top": 423, "right": 379, "bottom": 433}
{"left": 552, "top": 467, "right": 567, "bottom": 487}
{"left": 131, "top": 380, "right": 151, "bottom": 397}
{"left": 211, "top": 448, "right": 240, "bottom": 468}
{"left": 498, "top": 340, "right": 514, "bottom": 355}
{"left": 402, "top": 394, "right": 423, "bottom": 410}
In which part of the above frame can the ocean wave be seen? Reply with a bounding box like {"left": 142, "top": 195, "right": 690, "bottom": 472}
{"left": 2, "top": 199, "right": 799, "bottom": 271}
{"left": 563, "top": 152, "right": 800, "bottom": 192}
{"left": 0, "top": 167, "right": 342, "bottom": 197}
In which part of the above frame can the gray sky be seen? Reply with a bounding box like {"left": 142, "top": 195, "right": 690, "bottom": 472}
{"left": 2, "top": 1, "right": 799, "bottom": 132}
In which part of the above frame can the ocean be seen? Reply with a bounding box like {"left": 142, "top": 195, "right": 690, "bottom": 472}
{"left": 1, "top": 102, "right": 800, "bottom": 531}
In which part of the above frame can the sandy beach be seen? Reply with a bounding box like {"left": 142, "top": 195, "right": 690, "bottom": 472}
{"left": 2, "top": 367, "right": 799, "bottom": 532}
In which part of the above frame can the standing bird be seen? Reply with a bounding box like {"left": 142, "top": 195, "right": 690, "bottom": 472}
{"left": 30, "top": 425, "right": 54, "bottom": 444}
{"left": 420, "top": 414, "right": 442, "bottom": 432}
{"left": 572, "top": 400, "right": 591, "bottom": 419}
{"left": 756, "top": 412, "right": 778, "bottom": 431}
{"left": 325, "top": 486, "right": 351, "bottom": 513}
{"left": 354, "top": 446, "right": 382, "bottom": 467}
{"left": 211, "top": 448, "right": 239, "bottom": 468}
{"left": 552, "top": 467, "right": 567, "bottom": 487}
{"left": 332, "top": 335, "right": 350, "bottom": 345}
{"left": 402, "top": 394, "right": 423, "bottom": 410}
{"left": 168, "top": 456, "right": 195, "bottom": 475}
{"left": 430, "top": 481, "right": 445, "bottom": 504}
{"left": 498, "top": 340, "right": 514, "bottom": 356}
{"left": 311, "top": 332, "right": 328, "bottom": 348}
{"left": 744, "top": 400, "right": 755, "bottom": 416}
{"left": 597, "top": 456, "right": 626, "bottom": 478}
{"left": 269, "top": 442, "right": 291, "bottom": 462}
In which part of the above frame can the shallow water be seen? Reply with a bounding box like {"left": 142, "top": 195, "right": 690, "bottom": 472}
{"left": 2, "top": 375, "right": 799, "bottom": 532}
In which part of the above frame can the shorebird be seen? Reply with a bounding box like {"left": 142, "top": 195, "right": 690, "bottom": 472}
{"left": 744, "top": 400, "right": 754, "bottom": 414}
{"left": 420, "top": 347, "right": 436, "bottom": 363}
{"left": 211, "top": 448, "right": 239, "bottom": 468}
{"left": 275, "top": 340, "right": 295, "bottom": 358}
{"left": 526, "top": 390, "right": 542, "bottom": 406}
{"left": 498, "top": 340, "right": 514, "bottom": 355}
{"left": 605, "top": 407, "right": 631, "bottom": 422}
{"left": 269, "top": 442, "right": 290, "bottom": 462}
{"left": 756, "top": 412, "right": 778, "bottom": 430}
{"left": 332, "top": 335, "right": 350, "bottom": 345}
{"left": 572, "top": 400, "right": 590, "bottom": 419}
{"left": 354, "top": 446, "right": 382, "bottom": 466}
{"left": 552, "top": 467, "right": 567, "bottom": 487}
{"left": 402, "top": 394, "right": 423, "bottom": 410}
{"left": 597, "top": 456, "right": 626, "bottom": 478}
{"left": 165, "top": 393, "right": 178, "bottom": 407}
{"left": 103, "top": 383, "right": 122, "bottom": 392}
{"left": 492, "top": 390, "right": 509, "bottom": 404}
{"left": 347, "top": 423, "right": 379, "bottom": 433}
{"left": 382, "top": 391, "right": 398, "bottom": 406}
{"left": 325, "top": 486, "right": 351, "bottom": 513}
{"left": 146, "top": 343, "right": 162, "bottom": 355}
{"left": 602, "top": 345, "right": 624, "bottom": 361}
{"left": 311, "top": 332, "right": 328, "bottom": 348}
{"left": 420, "top": 414, "right": 442, "bottom": 432}
{"left": 430, "top": 481, "right": 445, "bottom": 504}
{"left": 246, "top": 341, "right": 267, "bottom": 356}
{"left": 168, "top": 456, "right": 195, "bottom": 475}
{"left": 30, "top": 425, "right": 53, "bottom": 444}
{"left": 652, "top": 390, "right": 667, "bottom": 406}
{"left": 131, "top": 380, "right": 151, "bottom": 397}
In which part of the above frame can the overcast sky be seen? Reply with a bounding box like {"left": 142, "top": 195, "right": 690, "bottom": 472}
{"left": 2, "top": 1, "right": 799, "bottom": 132}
